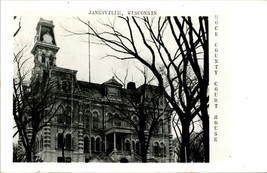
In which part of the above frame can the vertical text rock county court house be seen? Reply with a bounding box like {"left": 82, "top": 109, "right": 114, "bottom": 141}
{"left": 24, "top": 18, "right": 174, "bottom": 162}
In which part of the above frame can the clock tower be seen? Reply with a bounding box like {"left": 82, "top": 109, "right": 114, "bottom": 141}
{"left": 31, "top": 18, "right": 60, "bottom": 80}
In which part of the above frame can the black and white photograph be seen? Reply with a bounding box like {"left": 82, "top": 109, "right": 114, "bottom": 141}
{"left": 12, "top": 14, "right": 209, "bottom": 163}
{"left": 2, "top": 1, "right": 267, "bottom": 172}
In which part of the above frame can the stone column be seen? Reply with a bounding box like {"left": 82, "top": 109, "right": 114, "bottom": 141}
{"left": 144, "top": 130, "right": 150, "bottom": 159}
{"left": 130, "top": 134, "right": 134, "bottom": 162}
{"left": 43, "top": 122, "right": 51, "bottom": 149}
{"left": 78, "top": 122, "right": 84, "bottom": 152}
{"left": 113, "top": 132, "right": 117, "bottom": 152}
{"left": 104, "top": 136, "right": 107, "bottom": 153}
{"left": 94, "top": 139, "right": 96, "bottom": 152}
{"left": 78, "top": 103, "right": 84, "bottom": 152}
{"left": 168, "top": 134, "right": 173, "bottom": 162}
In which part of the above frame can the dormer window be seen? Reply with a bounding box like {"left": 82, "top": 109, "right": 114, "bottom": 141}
{"left": 42, "top": 54, "right": 45, "bottom": 63}
{"left": 107, "top": 87, "right": 119, "bottom": 97}
{"left": 102, "top": 76, "right": 122, "bottom": 98}
{"left": 61, "top": 80, "right": 72, "bottom": 91}
{"left": 49, "top": 56, "right": 53, "bottom": 66}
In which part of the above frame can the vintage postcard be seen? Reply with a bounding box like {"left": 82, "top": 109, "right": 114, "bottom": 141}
{"left": 1, "top": 1, "right": 267, "bottom": 172}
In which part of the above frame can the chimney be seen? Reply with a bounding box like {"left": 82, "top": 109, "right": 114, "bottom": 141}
{"left": 127, "top": 82, "right": 136, "bottom": 90}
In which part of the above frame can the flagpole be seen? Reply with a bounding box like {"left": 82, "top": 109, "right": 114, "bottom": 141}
{"left": 88, "top": 20, "right": 92, "bottom": 158}
{"left": 88, "top": 21, "right": 91, "bottom": 83}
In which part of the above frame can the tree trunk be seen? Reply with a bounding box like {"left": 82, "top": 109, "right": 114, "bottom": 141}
{"left": 25, "top": 147, "right": 32, "bottom": 162}
{"left": 62, "top": 140, "right": 65, "bottom": 162}
{"left": 180, "top": 121, "right": 190, "bottom": 162}
{"left": 202, "top": 16, "right": 210, "bottom": 163}
{"left": 138, "top": 129, "right": 148, "bottom": 163}
{"left": 202, "top": 114, "right": 209, "bottom": 162}
{"left": 141, "top": 141, "right": 147, "bottom": 163}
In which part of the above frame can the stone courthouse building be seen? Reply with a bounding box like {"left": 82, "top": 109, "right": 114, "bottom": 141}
{"left": 28, "top": 18, "right": 173, "bottom": 162}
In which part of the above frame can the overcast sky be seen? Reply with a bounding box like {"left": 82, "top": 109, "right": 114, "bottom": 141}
{"left": 14, "top": 14, "right": 146, "bottom": 86}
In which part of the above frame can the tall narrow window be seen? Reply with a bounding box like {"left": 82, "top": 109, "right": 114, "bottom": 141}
{"left": 154, "top": 124, "right": 159, "bottom": 135}
{"left": 136, "top": 141, "right": 141, "bottom": 155}
{"left": 92, "top": 112, "right": 98, "bottom": 129}
{"left": 106, "top": 113, "right": 113, "bottom": 128}
{"left": 49, "top": 56, "right": 53, "bottom": 66}
{"left": 40, "top": 135, "right": 43, "bottom": 150}
{"left": 42, "top": 54, "right": 45, "bottom": 63}
{"left": 62, "top": 81, "right": 67, "bottom": 91}
{"left": 153, "top": 141, "right": 160, "bottom": 157}
{"left": 35, "top": 138, "right": 39, "bottom": 151}
{"left": 84, "top": 109, "right": 90, "bottom": 129}
{"left": 160, "top": 142, "right": 166, "bottom": 157}
{"left": 57, "top": 133, "right": 63, "bottom": 149}
{"left": 57, "top": 108, "right": 64, "bottom": 124}
{"left": 91, "top": 137, "right": 95, "bottom": 152}
{"left": 159, "top": 119, "right": 163, "bottom": 134}
{"left": 96, "top": 137, "right": 101, "bottom": 152}
{"left": 132, "top": 141, "right": 135, "bottom": 153}
{"left": 65, "top": 134, "right": 72, "bottom": 150}
{"left": 65, "top": 106, "right": 71, "bottom": 125}
{"left": 124, "top": 139, "right": 131, "bottom": 152}
{"left": 84, "top": 136, "right": 89, "bottom": 153}
{"left": 114, "top": 114, "right": 121, "bottom": 126}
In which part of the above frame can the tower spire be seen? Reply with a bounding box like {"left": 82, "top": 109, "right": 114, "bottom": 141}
{"left": 31, "top": 18, "right": 60, "bottom": 81}
{"left": 31, "top": 18, "right": 60, "bottom": 68}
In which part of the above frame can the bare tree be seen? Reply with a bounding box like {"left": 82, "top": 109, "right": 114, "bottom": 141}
{"left": 14, "top": 16, "right": 22, "bottom": 37}
{"left": 168, "top": 16, "right": 209, "bottom": 162}
{"left": 13, "top": 45, "right": 62, "bottom": 162}
{"left": 107, "top": 68, "right": 171, "bottom": 162}
{"left": 56, "top": 99, "right": 81, "bottom": 162}
{"left": 173, "top": 130, "right": 204, "bottom": 162}
{"left": 66, "top": 15, "right": 209, "bottom": 162}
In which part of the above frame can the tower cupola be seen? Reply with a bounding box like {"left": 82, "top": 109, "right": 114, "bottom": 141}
{"left": 31, "top": 18, "right": 60, "bottom": 68}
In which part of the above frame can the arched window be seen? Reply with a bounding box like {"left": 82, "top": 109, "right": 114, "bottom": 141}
{"left": 84, "top": 136, "right": 89, "bottom": 153}
{"left": 114, "top": 114, "right": 121, "bottom": 126}
{"left": 136, "top": 140, "right": 141, "bottom": 155}
{"left": 57, "top": 133, "right": 63, "bottom": 149}
{"left": 65, "top": 106, "right": 71, "bottom": 125}
{"left": 35, "top": 137, "right": 39, "bottom": 152}
{"left": 159, "top": 119, "right": 163, "bottom": 134}
{"left": 92, "top": 112, "right": 99, "bottom": 129}
{"left": 42, "top": 54, "right": 45, "bottom": 63}
{"left": 91, "top": 137, "right": 95, "bottom": 152}
{"left": 132, "top": 115, "right": 139, "bottom": 124}
{"left": 57, "top": 107, "right": 64, "bottom": 124}
{"left": 40, "top": 135, "right": 43, "bottom": 150}
{"left": 96, "top": 137, "right": 101, "bottom": 152}
{"left": 65, "top": 134, "right": 72, "bottom": 150}
{"left": 106, "top": 113, "right": 113, "bottom": 128}
{"left": 49, "top": 56, "right": 53, "bottom": 66}
{"left": 132, "top": 140, "right": 136, "bottom": 153}
{"left": 153, "top": 124, "right": 159, "bottom": 135}
{"left": 154, "top": 119, "right": 163, "bottom": 135}
{"left": 57, "top": 80, "right": 61, "bottom": 89}
{"left": 62, "top": 81, "right": 67, "bottom": 91}
{"left": 153, "top": 141, "right": 160, "bottom": 157}
{"left": 124, "top": 139, "right": 131, "bottom": 152}
{"left": 84, "top": 109, "right": 90, "bottom": 129}
{"left": 160, "top": 142, "right": 166, "bottom": 157}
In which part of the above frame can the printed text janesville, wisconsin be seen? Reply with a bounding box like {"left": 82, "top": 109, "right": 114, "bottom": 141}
{"left": 88, "top": 10, "right": 157, "bottom": 16}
